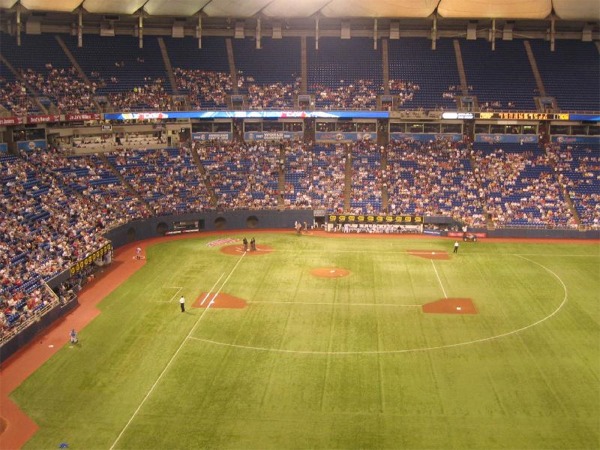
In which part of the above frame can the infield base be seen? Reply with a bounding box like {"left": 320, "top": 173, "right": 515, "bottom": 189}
{"left": 407, "top": 250, "right": 450, "bottom": 260}
{"left": 422, "top": 298, "right": 477, "bottom": 314}
{"left": 310, "top": 267, "right": 351, "bottom": 278}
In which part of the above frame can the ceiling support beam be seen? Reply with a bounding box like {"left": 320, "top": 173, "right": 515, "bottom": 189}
{"left": 373, "top": 19, "right": 378, "bottom": 50}
{"left": 431, "top": 15, "right": 437, "bottom": 50}
{"left": 138, "top": 14, "right": 143, "bottom": 48}
{"left": 16, "top": 3, "right": 21, "bottom": 46}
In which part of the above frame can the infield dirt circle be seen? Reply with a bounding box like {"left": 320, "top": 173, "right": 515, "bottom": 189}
{"left": 311, "top": 267, "right": 351, "bottom": 278}
{"left": 220, "top": 244, "right": 274, "bottom": 256}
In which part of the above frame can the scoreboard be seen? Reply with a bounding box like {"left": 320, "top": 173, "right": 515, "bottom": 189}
{"left": 475, "top": 112, "right": 570, "bottom": 121}
{"left": 327, "top": 214, "right": 423, "bottom": 224}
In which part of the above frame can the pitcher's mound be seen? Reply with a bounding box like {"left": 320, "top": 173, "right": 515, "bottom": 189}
{"left": 408, "top": 250, "right": 450, "bottom": 260}
{"left": 220, "top": 244, "right": 274, "bottom": 256}
{"left": 311, "top": 267, "right": 350, "bottom": 278}
{"left": 193, "top": 293, "right": 248, "bottom": 309}
{"left": 422, "top": 298, "right": 477, "bottom": 314}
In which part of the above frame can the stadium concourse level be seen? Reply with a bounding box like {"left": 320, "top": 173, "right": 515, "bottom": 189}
{"left": 2, "top": 138, "right": 599, "bottom": 340}
{"left": 0, "top": 34, "right": 599, "bottom": 113}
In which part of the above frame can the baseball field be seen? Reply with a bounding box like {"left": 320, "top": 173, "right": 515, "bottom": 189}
{"left": 8, "top": 231, "right": 600, "bottom": 449}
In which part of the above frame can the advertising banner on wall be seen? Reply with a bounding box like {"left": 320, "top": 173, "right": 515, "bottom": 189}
{"left": 27, "top": 114, "right": 61, "bottom": 124}
{"left": 551, "top": 136, "right": 600, "bottom": 145}
{"left": 192, "top": 132, "right": 232, "bottom": 141}
{"left": 0, "top": 116, "right": 24, "bottom": 126}
{"left": 475, "top": 134, "right": 538, "bottom": 144}
{"left": 104, "top": 110, "right": 389, "bottom": 121}
{"left": 244, "top": 131, "right": 302, "bottom": 141}
{"left": 316, "top": 132, "right": 377, "bottom": 142}
{"left": 65, "top": 113, "right": 102, "bottom": 122}
{"left": 16, "top": 140, "right": 47, "bottom": 151}
{"left": 0, "top": 143, "right": 7, "bottom": 153}
{"left": 390, "top": 133, "right": 462, "bottom": 142}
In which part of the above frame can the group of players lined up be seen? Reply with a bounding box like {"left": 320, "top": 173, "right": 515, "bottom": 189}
{"left": 241, "top": 237, "right": 256, "bottom": 252}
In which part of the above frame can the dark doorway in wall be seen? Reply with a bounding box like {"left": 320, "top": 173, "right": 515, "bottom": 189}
{"left": 215, "top": 217, "right": 227, "bottom": 229}
{"left": 246, "top": 215, "right": 259, "bottom": 228}
{"left": 156, "top": 222, "right": 168, "bottom": 235}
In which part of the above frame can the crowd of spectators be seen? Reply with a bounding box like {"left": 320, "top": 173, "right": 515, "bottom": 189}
{"left": 0, "top": 150, "right": 113, "bottom": 339}
{"left": 196, "top": 141, "right": 280, "bottom": 209}
{"left": 385, "top": 138, "right": 487, "bottom": 227}
{"left": 310, "top": 80, "right": 379, "bottom": 110}
{"left": 107, "top": 77, "right": 172, "bottom": 112}
{"left": 109, "top": 147, "right": 211, "bottom": 215}
{"left": 17, "top": 67, "right": 98, "bottom": 113}
{"left": 282, "top": 142, "right": 313, "bottom": 208}
{"left": 0, "top": 77, "right": 39, "bottom": 115}
{"left": 473, "top": 145, "right": 577, "bottom": 228}
{"left": 174, "top": 68, "right": 232, "bottom": 109}
{"left": 388, "top": 79, "right": 420, "bottom": 107}
{"left": 547, "top": 143, "right": 600, "bottom": 229}
{"left": 242, "top": 77, "right": 299, "bottom": 110}
{"left": 309, "top": 144, "right": 347, "bottom": 212}
{"left": 350, "top": 141, "right": 382, "bottom": 214}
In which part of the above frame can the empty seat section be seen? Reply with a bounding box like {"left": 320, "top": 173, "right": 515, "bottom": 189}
{"left": 529, "top": 40, "right": 600, "bottom": 111}
{"left": 307, "top": 37, "right": 382, "bottom": 110}
{"left": 388, "top": 38, "right": 459, "bottom": 110}
{"left": 461, "top": 40, "right": 536, "bottom": 111}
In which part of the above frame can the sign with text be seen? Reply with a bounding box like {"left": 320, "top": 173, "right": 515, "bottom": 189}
{"left": 327, "top": 214, "right": 423, "bottom": 224}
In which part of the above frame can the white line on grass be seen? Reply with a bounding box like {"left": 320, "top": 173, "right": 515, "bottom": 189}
{"left": 430, "top": 260, "right": 448, "bottom": 298}
{"left": 109, "top": 255, "right": 245, "bottom": 450}
{"left": 250, "top": 300, "right": 421, "bottom": 307}
{"left": 166, "top": 286, "right": 182, "bottom": 302}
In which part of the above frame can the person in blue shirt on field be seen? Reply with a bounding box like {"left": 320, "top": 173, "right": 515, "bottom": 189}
{"left": 70, "top": 328, "right": 78, "bottom": 344}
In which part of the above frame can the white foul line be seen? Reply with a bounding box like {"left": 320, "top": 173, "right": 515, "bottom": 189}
{"left": 430, "top": 260, "right": 448, "bottom": 299}
{"left": 109, "top": 254, "right": 245, "bottom": 450}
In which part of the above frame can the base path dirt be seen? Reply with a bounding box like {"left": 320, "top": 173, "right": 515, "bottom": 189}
{"left": 311, "top": 267, "right": 351, "bottom": 278}
{"left": 422, "top": 298, "right": 477, "bottom": 314}
{"left": 407, "top": 250, "right": 450, "bottom": 260}
{"left": 193, "top": 293, "right": 248, "bottom": 309}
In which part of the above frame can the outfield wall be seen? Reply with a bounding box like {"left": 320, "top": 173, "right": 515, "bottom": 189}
{"left": 104, "top": 209, "right": 316, "bottom": 248}
{"left": 102, "top": 211, "right": 599, "bottom": 249}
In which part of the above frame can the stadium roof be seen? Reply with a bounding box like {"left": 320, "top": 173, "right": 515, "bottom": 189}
{"left": 0, "top": 0, "right": 598, "bottom": 21}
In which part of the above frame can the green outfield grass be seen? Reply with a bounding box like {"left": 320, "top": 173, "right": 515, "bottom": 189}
{"left": 13, "top": 233, "right": 600, "bottom": 449}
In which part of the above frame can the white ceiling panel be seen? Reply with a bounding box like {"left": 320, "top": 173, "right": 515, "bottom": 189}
{"left": 83, "top": 0, "right": 146, "bottom": 14}
{"left": 262, "top": 0, "right": 330, "bottom": 18}
{"left": 202, "top": 0, "right": 272, "bottom": 18}
{"left": 20, "top": 0, "right": 82, "bottom": 12}
{"left": 553, "top": 0, "right": 600, "bottom": 20}
{"left": 144, "top": 0, "right": 212, "bottom": 16}
{"left": 438, "top": 0, "right": 552, "bottom": 19}
{"left": 322, "top": 0, "right": 439, "bottom": 18}
{"left": 2, "top": 0, "right": 598, "bottom": 21}
{"left": 0, "top": 0, "right": 18, "bottom": 9}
